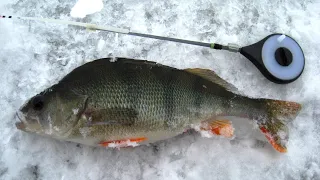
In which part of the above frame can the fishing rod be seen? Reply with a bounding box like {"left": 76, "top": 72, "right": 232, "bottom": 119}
{"left": 0, "top": 15, "right": 305, "bottom": 84}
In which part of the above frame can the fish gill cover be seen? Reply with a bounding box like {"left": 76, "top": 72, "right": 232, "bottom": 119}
{"left": 0, "top": 0, "right": 320, "bottom": 180}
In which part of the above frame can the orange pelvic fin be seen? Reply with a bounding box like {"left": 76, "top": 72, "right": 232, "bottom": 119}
{"left": 99, "top": 137, "right": 147, "bottom": 148}
{"left": 200, "top": 119, "right": 234, "bottom": 138}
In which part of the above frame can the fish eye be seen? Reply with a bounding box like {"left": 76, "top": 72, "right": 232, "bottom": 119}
{"left": 32, "top": 95, "right": 44, "bottom": 111}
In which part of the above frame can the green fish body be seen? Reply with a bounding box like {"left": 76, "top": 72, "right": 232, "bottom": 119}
{"left": 16, "top": 58, "right": 301, "bottom": 153}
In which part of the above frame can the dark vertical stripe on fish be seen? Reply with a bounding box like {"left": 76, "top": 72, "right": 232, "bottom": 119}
{"left": 164, "top": 70, "right": 175, "bottom": 127}
{"left": 221, "top": 97, "right": 231, "bottom": 116}
{"left": 192, "top": 76, "right": 204, "bottom": 118}
{"left": 122, "top": 61, "right": 139, "bottom": 109}
{"left": 151, "top": 66, "right": 175, "bottom": 128}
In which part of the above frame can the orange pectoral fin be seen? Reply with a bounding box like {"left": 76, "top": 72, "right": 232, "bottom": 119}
{"left": 200, "top": 119, "right": 234, "bottom": 138}
{"left": 99, "top": 137, "right": 147, "bottom": 148}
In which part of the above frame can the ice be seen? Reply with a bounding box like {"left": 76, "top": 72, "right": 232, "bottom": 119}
{"left": 1, "top": 0, "right": 320, "bottom": 180}
{"left": 70, "top": 0, "right": 104, "bottom": 18}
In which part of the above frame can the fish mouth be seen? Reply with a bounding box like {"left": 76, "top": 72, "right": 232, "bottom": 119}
{"left": 15, "top": 111, "right": 26, "bottom": 131}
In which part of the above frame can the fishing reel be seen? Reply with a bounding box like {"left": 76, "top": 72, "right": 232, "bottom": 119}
{"left": 239, "top": 33, "right": 305, "bottom": 84}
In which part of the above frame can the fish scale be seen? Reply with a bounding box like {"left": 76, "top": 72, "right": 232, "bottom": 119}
{"left": 72, "top": 61, "right": 203, "bottom": 138}
{"left": 16, "top": 58, "right": 301, "bottom": 152}
{"left": 68, "top": 60, "right": 225, "bottom": 137}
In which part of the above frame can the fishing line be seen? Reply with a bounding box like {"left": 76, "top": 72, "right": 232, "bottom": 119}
{"left": 0, "top": 15, "right": 305, "bottom": 84}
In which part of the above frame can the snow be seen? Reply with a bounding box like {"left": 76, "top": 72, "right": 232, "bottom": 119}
{"left": 72, "top": 108, "right": 79, "bottom": 115}
{"left": 0, "top": 0, "right": 320, "bottom": 180}
{"left": 106, "top": 140, "right": 141, "bottom": 149}
{"left": 70, "top": 0, "right": 104, "bottom": 18}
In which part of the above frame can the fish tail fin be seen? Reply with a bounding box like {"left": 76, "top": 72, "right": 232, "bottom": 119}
{"left": 258, "top": 99, "right": 302, "bottom": 153}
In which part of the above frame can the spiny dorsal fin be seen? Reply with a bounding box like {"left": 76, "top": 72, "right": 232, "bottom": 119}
{"left": 184, "top": 68, "right": 239, "bottom": 93}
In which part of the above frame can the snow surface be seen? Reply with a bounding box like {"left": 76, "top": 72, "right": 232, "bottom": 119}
{"left": 1, "top": 0, "right": 320, "bottom": 179}
{"left": 70, "top": 0, "right": 104, "bottom": 18}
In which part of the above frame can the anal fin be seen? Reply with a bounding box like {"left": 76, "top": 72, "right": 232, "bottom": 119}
{"left": 259, "top": 125, "right": 287, "bottom": 153}
{"left": 257, "top": 99, "right": 302, "bottom": 153}
{"left": 200, "top": 119, "right": 234, "bottom": 138}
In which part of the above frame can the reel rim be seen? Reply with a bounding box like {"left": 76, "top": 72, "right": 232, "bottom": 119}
{"left": 261, "top": 34, "right": 305, "bottom": 82}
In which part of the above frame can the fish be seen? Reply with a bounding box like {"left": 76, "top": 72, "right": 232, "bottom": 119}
{"left": 15, "top": 57, "right": 301, "bottom": 153}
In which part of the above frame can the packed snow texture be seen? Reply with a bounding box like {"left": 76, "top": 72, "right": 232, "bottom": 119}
{"left": 0, "top": 0, "right": 320, "bottom": 180}
{"left": 70, "top": 0, "right": 103, "bottom": 18}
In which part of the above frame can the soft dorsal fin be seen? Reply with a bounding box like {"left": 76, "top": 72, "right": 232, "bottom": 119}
{"left": 184, "top": 68, "right": 239, "bottom": 93}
